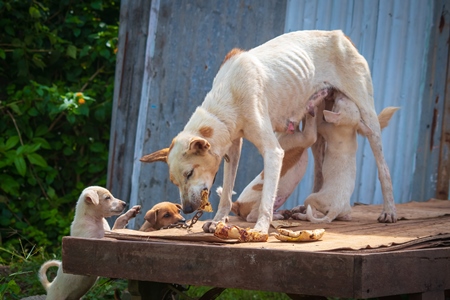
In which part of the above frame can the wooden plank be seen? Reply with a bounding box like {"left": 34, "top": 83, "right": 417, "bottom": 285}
{"left": 62, "top": 236, "right": 450, "bottom": 298}
{"left": 107, "top": 0, "right": 152, "bottom": 208}
{"left": 356, "top": 248, "right": 450, "bottom": 298}
{"left": 62, "top": 237, "right": 355, "bottom": 298}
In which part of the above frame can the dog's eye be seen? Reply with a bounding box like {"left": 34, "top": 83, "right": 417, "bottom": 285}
{"left": 184, "top": 169, "right": 193, "bottom": 180}
{"left": 105, "top": 196, "right": 111, "bottom": 201}
{"left": 163, "top": 213, "right": 171, "bottom": 218}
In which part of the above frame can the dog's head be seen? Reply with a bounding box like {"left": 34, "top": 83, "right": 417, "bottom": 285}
{"left": 140, "top": 202, "right": 185, "bottom": 231}
{"left": 324, "top": 96, "right": 372, "bottom": 135}
{"left": 140, "top": 133, "right": 221, "bottom": 214}
{"left": 78, "top": 186, "right": 126, "bottom": 218}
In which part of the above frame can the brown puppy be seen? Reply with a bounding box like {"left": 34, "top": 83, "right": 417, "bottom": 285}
{"left": 139, "top": 202, "right": 185, "bottom": 231}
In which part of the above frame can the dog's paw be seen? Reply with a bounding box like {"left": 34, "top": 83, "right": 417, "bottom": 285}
{"left": 273, "top": 210, "right": 292, "bottom": 220}
{"left": 127, "top": 205, "right": 142, "bottom": 217}
{"left": 291, "top": 212, "right": 308, "bottom": 221}
{"left": 202, "top": 221, "right": 218, "bottom": 233}
{"left": 290, "top": 205, "right": 306, "bottom": 214}
{"left": 377, "top": 211, "right": 397, "bottom": 223}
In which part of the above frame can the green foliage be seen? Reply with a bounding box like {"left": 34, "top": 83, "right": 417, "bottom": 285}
{"left": 0, "top": 244, "right": 126, "bottom": 299}
{"left": 0, "top": 0, "right": 119, "bottom": 258}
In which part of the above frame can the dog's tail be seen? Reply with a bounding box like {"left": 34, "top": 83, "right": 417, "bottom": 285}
{"left": 378, "top": 107, "right": 400, "bottom": 130}
{"left": 215, "top": 187, "right": 236, "bottom": 197}
{"left": 39, "top": 259, "right": 61, "bottom": 291}
{"left": 305, "top": 205, "right": 336, "bottom": 223}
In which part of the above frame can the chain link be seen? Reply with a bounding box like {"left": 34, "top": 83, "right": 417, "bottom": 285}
{"left": 162, "top": 210, "right": 204, "bottom": 230}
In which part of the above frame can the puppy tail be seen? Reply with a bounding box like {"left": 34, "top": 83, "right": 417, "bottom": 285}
{"left": 39, "top": 259, "right": 61, "bottom": 291}
{"left": 305, "top": 205, "right": 334, "bottom": 223}
{"left": 378, "top": 107, "right": 400, "bottom": 130}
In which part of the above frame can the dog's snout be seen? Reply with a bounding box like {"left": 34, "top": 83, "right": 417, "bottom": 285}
{"left": 183, "top": 204, "right": 195, "bottom": 214}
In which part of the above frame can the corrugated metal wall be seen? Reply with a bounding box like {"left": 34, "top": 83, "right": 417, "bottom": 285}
{"left": 283, "top": 0, "right": 435, "bottom": 208}
{"left": 110, "top": 0, "right": 449, "bottom": 228}
{"left": 133, "top": 0, "right": 287, "bottom": 226}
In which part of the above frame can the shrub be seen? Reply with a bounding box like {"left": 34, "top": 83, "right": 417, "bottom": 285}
{"left": 0, "top": 0, "right": 119, "bottom": 258}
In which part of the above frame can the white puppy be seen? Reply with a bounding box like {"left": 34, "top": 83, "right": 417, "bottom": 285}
{"left": 293, "top": 95, "right": 398, "bottom": 223}
{"left": 141, "top": 30, "right": 397, "bottom": 234}
{"left": 38, "top": 186, "right": 140, "bottom": 300}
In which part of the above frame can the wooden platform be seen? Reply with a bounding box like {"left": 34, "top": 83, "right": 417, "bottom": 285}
{"left": 62, "top": 200, "right": 450, "bottom": 299}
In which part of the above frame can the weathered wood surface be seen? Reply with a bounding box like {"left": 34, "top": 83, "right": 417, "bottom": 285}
{"left": 62, "top": 200, "right": 450, "bottom": 298}
{"left": 62, "top": 237, "right": 450, "bottom": 299}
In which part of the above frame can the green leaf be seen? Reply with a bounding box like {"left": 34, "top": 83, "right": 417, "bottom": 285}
{"left": 90, "top": 1, "right": 103, "bottom": 10}
{"left": 29, "top": 6, "right": 41, "bottom": 18}
{"left": 0, "top": 174, "right": 20, "bottom": 195}
{"left": 5, "top": 136, "right": 20, "bottom": 150}
{"left": 35, "top": 125, "right": 48, "bottom": 136}
{"left": 27, "top": 153, "right": 48, "bottom": 167}
{"left": 33, "top": 137, "right": 51, "bottom": 149}
{"left": 90, "top": 142, "right": 105, "bottom": 153}
{"left": 9, "top": 103, "right": 22, "bottom": 115}
{"left": 14, "top": 156, "right": 27, "bottom": 176}
{"left": 0, "top": 49, "right": 5, "bottom": 59}
{"left": 73, "top": 28, "right": 81, "bottom": 37}
{"left": 66, "top": 45, "right": 77, "bottom": 59}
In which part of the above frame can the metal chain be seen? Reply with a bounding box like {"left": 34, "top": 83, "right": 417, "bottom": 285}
{"left": 162, "top": 210, "right": 204, "bottom": 230}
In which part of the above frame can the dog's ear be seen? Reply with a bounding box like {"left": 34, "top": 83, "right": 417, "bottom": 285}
{"left": 144, "top": 209, "right": 158, "bottom": 226}
{"left": 175, "top": 204, "right": 182, "bottom": 210}
{"left": 84, "top": 189, "right": 99, "bottom": 205}
{"left": 188, "top": 137, "right": 210, "bottom": 155}
{"left": 357, "top": 119, "right": 373, "bottom": 136}
{"left": 323, "top": 110, "right": 341, "bottom": 124}
{"left": 140, "top": 148, "right": 169, "bottom": 163}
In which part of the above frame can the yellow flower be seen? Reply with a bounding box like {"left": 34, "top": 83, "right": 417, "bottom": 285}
{"left": 76, "top": 92, "right": 83, "bottom": 97}
{"left": 78, "top": 98, "right": 86, "bottom": 105}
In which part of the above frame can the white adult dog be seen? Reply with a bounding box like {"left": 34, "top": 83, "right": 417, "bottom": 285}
{"left": 39, "top": 186, "right": 140, "bottom": 299}
{"left": 141, "top": 30, "right": 397, "bottom": 234}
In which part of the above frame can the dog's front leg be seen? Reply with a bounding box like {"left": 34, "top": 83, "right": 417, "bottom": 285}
{"left": 254, "top": 144, "right": 284, "bottom": 234}
{"left": 112, "top": 205, "right": 141, "bottom": 230}
{"left": 202, "top": 138, "right": 242, "bottom": 233}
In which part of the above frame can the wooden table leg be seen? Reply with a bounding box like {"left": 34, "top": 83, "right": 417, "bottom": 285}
{"left": 409, "top": 290, "right": 446, "bottom": 300}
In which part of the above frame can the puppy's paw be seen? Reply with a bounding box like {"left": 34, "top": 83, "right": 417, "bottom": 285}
{"left": 112, "top": 205, "right": 142, "bottom": 230}
{"left": 127, "top": 205, "right": 142, "bottom": 218}
{"left": 291, "top": 212, "right": 308, "bottom": 221}
{"left": 377, "top": 211, "right": 397, "bottom": 223}
{"left": 290, "top": 205, "right": 306, "bottom": 214}
{"left": 273, "top": 210, "right": 292, "bottom": 220}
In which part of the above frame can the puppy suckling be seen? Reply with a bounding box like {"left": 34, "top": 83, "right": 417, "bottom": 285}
{"left": 292, "top": 95, "right": 399, "bottom": 223}
{"left": 139, "top": 202, "right": 186, "bottom": 231}
{"left": 39, "top": 186, "right": 140, "bottom": 300}
{"left": 231, "top": 112, "right": 318, "bottom": 222}
{"left": 141, "top": 30, "right": 398, "bottom": 235}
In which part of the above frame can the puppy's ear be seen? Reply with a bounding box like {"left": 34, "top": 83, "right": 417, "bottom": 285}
{"left": 144, "top": 209, "right": 158, "bottom": 226}
{"left": 175, "top": 204, "right": 182, "bottom": 210}
{"left": 323, "top": 110, "right": 341, "bottom": 124}
{"left": 140, "top": 148, "right": 169, "bottom": 163}
{"left": 84, "top": 189, "right": 99, "bottom": 205}
{"left": 188, "top": 137, "right": 210, "bottom": 155}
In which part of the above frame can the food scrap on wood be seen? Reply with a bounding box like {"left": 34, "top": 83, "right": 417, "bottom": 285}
{"left": 274, "top": 228, "right": 325, "bottom": 242}
{"left": 214, "top": 221, "right": 269, "bottom": 242}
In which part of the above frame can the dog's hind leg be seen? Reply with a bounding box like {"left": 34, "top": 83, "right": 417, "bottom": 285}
{"left": 360, "top": 108, "right": 397, "bottom": 223}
